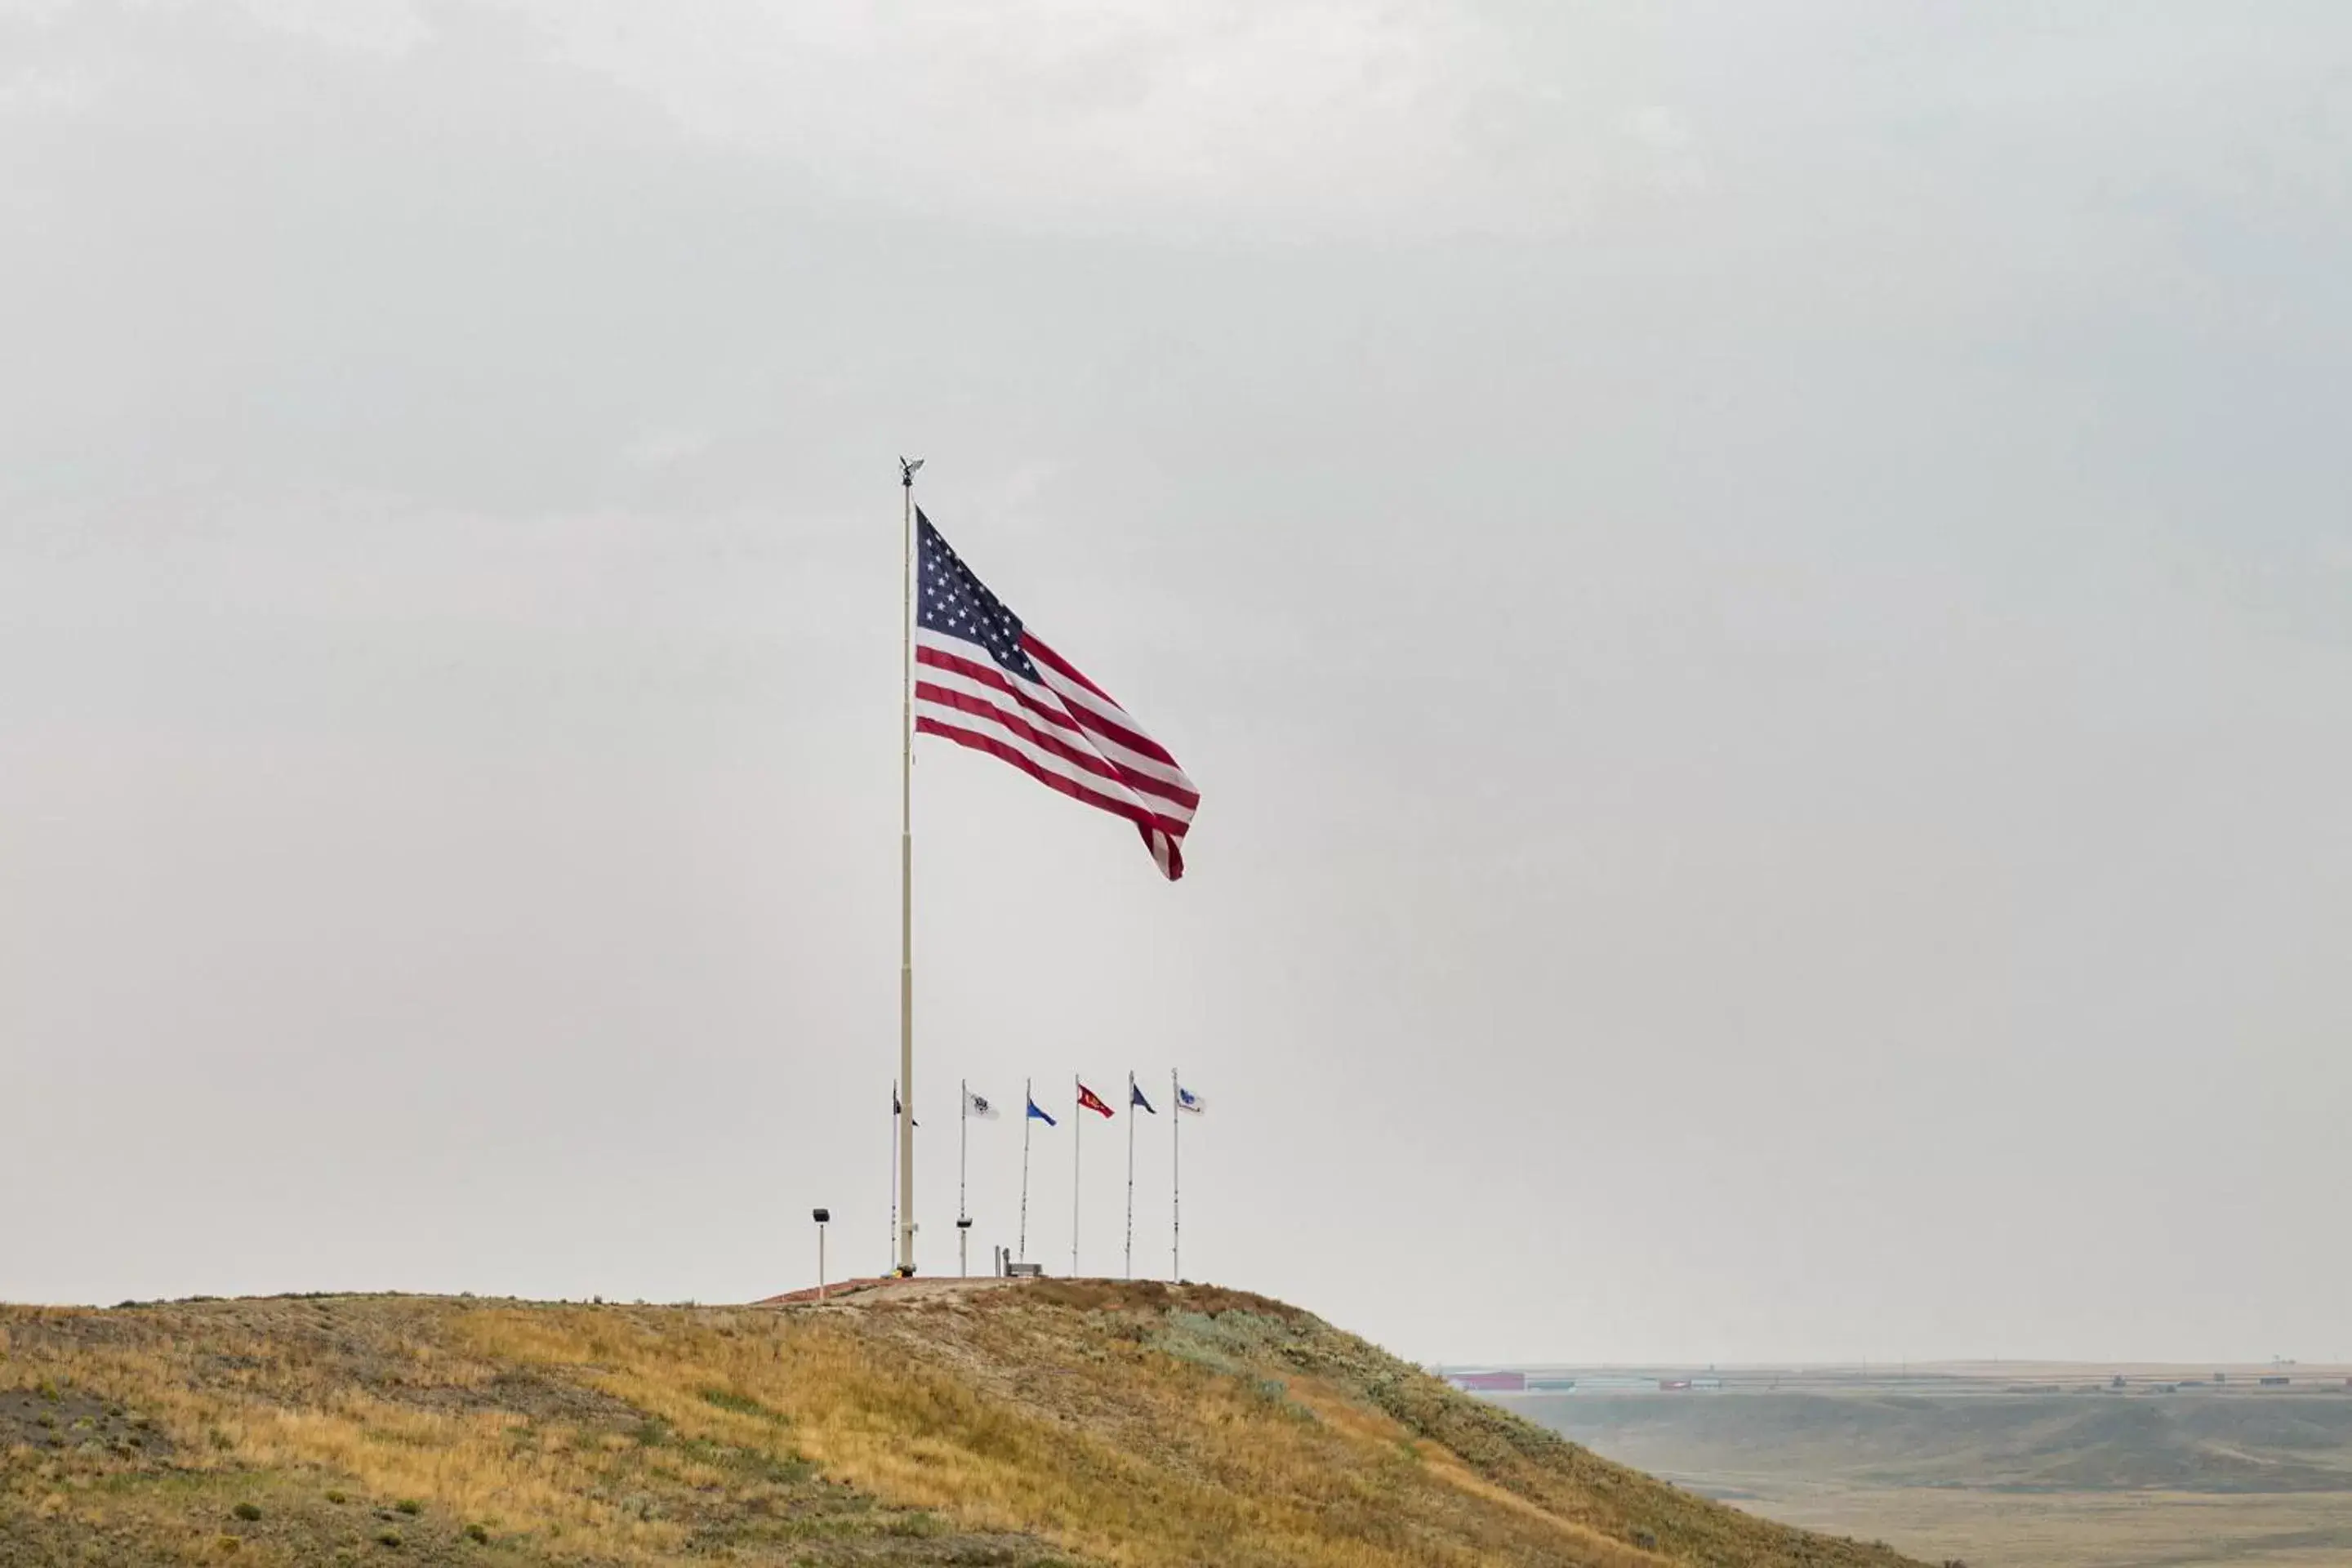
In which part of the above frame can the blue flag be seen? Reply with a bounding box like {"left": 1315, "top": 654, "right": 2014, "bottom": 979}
{"left": 1026, "top": 1095, "right": 1058, "bottom": 1127}
{"left": 1130, "top": 1081, "right": 1157, "bottom": 1115}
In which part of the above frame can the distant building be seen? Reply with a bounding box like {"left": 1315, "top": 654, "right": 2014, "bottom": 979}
{"left": 2260, "top": 1376, "right": 2290, "bottom": 1388}
{"left": 1659, "top": 1379, "right": 1692, "bottom": 1392}
{"left": 1446, "top": 1370, "right": 1526, "bottom": 1392}
{"left": 1524, "top": 1377, "right": 1579, "bottom": 1392}
{"left": 1572, "top": 1375, "right": 1655, "bottom": 1394}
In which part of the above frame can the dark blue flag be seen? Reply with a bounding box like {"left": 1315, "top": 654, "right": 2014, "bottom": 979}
{"left": 1026, "top": 1095, "right": 1058, "bottom": 1127}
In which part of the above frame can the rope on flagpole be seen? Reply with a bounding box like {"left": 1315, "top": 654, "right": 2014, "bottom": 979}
{"left": 1071, "top": 1073, "right": 1081, "bottom": 1278}
{"left": 1125, "top": 1071, "right": 1137, "bottom": 1280}
{"left": 959, "top": 1077, "right": 969, "bottom": 1279}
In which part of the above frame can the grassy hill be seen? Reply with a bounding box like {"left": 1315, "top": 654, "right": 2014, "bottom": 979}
{"left": 1, "top": 1279, "right": 1928, "bottom": 1567}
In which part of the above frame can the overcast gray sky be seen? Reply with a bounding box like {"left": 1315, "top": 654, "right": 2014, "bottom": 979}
{"left": 5, "top": 1, "right": 2349, "bottom": 1365}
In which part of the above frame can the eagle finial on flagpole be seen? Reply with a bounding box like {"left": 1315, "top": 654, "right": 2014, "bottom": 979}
{"left": 900, "top": 456, "right": 924, "bottom": 488}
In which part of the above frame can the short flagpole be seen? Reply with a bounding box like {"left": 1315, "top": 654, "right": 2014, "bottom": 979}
{"left": 1018, "top": 1076, "right": 1032, "bottom": 1263}
{"left": 1071, "top": 1074, "right": 1081, "bottom": 1278}
{"left": 896, "top": 456, "right": 922, "bottom": 1276}
{"left": 958, "top": 1077, "right": 969, "bottom": 1280}
{"left": 889, "top": 1079, "right": 898, "bottom": 1274}
{"left": 1124, "top": 1071, "right": 1137, "bottom": 1280}
{"left": 1171, "top": 1067, "right": 1182, "bottom": 1282}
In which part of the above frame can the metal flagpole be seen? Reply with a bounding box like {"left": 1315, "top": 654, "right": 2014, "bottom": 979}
{"left": 889, "top": 1080, "right": 898, "bottom": 1273}
{"left": 1171, "top": 1067, "right": 1182, "bottom": 1281}
{"left": 1018, "top": 1076, "right": 1032, "bottom": 1263}
{"left": 896, "top": 456, "right": 923, "bottom": 1275}
{"left": 1071, "top": 1074, "right": 1081, "bottom": 1278}
{"left": 1124, "top": 1071, "right": 1137, "bottom": 1279}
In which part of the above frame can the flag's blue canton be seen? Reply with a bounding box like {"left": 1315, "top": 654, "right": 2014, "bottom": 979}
{"left": 917, "top": 510, "right": 1040, "bottom": 683}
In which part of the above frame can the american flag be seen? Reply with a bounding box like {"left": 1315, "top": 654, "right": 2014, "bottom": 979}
{"left": 913, "top": 510, "right": 1200, "bottom": 879}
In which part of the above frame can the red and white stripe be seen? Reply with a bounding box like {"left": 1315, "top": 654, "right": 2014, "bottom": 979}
{"left": 914, "top": 626, "right": 1200, "bottom": 880}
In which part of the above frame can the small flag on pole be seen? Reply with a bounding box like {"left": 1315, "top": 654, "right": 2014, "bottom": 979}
{"left": 1076, "top": 1082, "right": 1116, "bottom": 1119}
{"left": 911, "top": 510, "right": 1200, "bottom": 880}
{"left": 1130, "top": 1080, "right": 1156, "bottom": 1114}
{"left": 964, "top": 1088, "right": 1001, "bottom": 1120}
{"left": 1175, "top": 1084, "right": 1205, "bottom": 1115}
{"left": 1026, "top": 1094, "right": 1058, "bottom": 1127}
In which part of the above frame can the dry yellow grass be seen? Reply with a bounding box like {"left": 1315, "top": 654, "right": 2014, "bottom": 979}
{"left": 0, "top": 1284, "right": 1930, "bottom": 1567}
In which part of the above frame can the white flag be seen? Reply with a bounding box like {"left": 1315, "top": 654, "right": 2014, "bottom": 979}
{"left": 1175, "top": 1084, "right": 1205, "bottom": 1115}
{"left": 964, "top": 1087, "right": 1002, "bottom": 1120}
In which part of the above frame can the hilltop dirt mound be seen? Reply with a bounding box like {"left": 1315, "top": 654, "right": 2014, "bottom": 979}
{"left": 1, "top": 1283, "right": 1927, "bottom": 1567}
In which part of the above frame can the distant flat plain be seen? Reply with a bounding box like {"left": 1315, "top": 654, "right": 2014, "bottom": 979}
{"left": 1503, "top": 1363, "right": 2352, "bottom": 1568}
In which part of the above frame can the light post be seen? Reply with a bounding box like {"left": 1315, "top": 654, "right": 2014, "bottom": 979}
{"left": 812, "top": 1208, "right": 831, "bottom": 1301}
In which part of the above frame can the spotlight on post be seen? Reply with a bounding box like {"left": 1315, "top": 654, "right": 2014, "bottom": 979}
{"left": 812, "top": 1208, "right": 831, "bottom": 1301}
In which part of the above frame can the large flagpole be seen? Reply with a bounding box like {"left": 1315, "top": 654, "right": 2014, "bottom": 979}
{"left": 896, "top": 457, "right": 922, "bottom": 1275}
{"left": 1018, "top": 1076, "right": 1032, "bottom": 1263}
{"left": 1171, "top": 1067, "right": 1182, "bottom": 1281}
{"left": 1124, "top": 1071, "right": 1138, "bottom": 1279}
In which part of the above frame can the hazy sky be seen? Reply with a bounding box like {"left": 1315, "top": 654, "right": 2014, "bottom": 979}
{"left": 5, "top": 1, "right": 2348, "bottom": 1365}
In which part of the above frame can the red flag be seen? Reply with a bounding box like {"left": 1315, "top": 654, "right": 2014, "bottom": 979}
{"left": 1076, "top": 1082, "right": 1115, "bottom": 1118}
